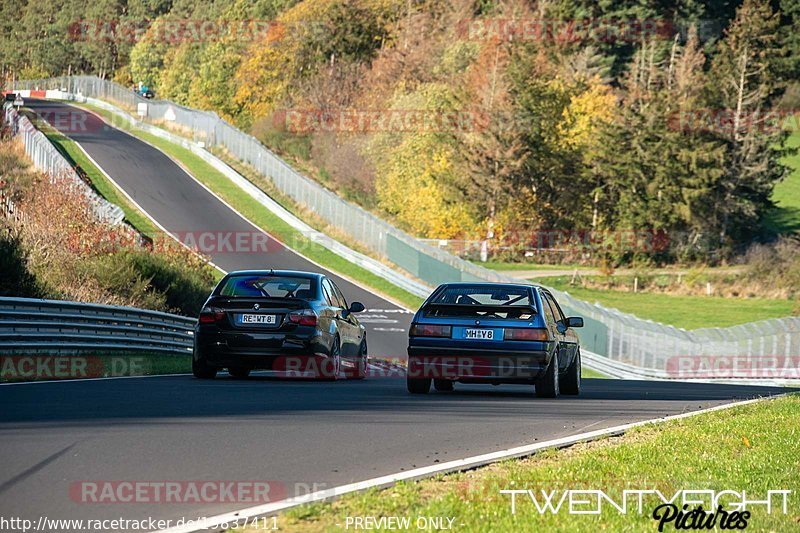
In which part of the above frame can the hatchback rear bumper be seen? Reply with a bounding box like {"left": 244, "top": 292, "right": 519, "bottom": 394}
{"left": 407, "top": 346, "right": 550, "bottom": 381}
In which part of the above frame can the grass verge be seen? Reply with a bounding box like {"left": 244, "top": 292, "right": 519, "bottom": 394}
{"left": 481, "top": 261, "right": 581, "bottom": 272}
{"left": 78, "top": 102, "right": 424, "bottom": 310}
{"left": 541, "top": 276, "right": 795, "bottom": 329}
{"left": 0, "top": 352, "right": 190, "bottom": 383}
{"left": 580, "top": 367, "right": 607, "bottom": 379}
{"left": 234, "top": 394, "right": 798, "bottom": 533}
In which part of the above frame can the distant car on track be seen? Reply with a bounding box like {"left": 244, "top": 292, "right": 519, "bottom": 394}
{"left": 193, "top": 270, "right": 367, "bottom": 380}
{"left": 406, "top": 282, "right": 583, "bottom": 397}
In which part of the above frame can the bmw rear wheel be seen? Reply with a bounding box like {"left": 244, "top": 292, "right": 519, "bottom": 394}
{"left": 349, "top": 340, "right": 368, "bottom": 380}
{"left": 228, "top": 367, "right": 251, "bottom": 379}
{"left": 192, "top": 353, "right": 218, "bottom": 379}
{"left": 326, "top": 337, "right": 342, "bottom": 380}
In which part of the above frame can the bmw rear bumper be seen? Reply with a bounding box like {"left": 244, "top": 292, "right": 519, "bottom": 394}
{"left": 194, "top": 327, "right": 330, "bottom": 372}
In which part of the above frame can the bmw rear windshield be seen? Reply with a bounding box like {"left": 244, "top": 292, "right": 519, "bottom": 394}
{"left": 424, "top": 284, "right": 536, "bottom": 319}
{"left": 217, "top": 274, "right": 317, "bottom": 299}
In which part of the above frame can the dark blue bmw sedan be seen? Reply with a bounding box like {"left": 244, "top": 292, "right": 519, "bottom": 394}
{"left": 406, "top": 283, "right": 583, "bottom": 397}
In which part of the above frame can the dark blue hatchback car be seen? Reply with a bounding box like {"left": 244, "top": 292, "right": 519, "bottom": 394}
{"left": 407, "top": 283, "right": 583, "bottom": 397}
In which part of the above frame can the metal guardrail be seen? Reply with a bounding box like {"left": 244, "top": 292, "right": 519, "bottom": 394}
{"left": 0, "top": 297, "right": 195, "bottom": 355}
{"left": 3, "top": 102, "right": 125, "bottom": 225}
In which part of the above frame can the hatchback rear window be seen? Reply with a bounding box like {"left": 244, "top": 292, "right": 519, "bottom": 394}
{"left": 425, "top": 285, "right": 535, "bottom": 319}
{"left": 218, "top": 275, "right": 316, "bottom": 299}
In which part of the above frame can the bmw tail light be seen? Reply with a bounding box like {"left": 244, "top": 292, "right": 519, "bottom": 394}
{"left": 199, "top": 306, "right": 225, "bottom": 324}
{"left": 289, "top": 309, "right": 318, "bottom": 326}
{"left": 409, "top": 324, "right": 452, "bottom": 337}
{"left": 504, "top": 328, "right": 549, "bottom": 341}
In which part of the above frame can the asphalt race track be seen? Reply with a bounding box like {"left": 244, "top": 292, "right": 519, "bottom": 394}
{"left": 0, "top": 99, "right": 791, "bottom": 531}
{"left": 0, "top": 377, "right": 788, "bottom": 530}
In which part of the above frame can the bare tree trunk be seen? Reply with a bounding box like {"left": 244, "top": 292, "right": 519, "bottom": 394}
{"left": 733, "top": 48, "right": 748, "bottom": 144}
{"left": 486, "top": 160, "right": 498, "bottom": 241}
{"left": 484, "top": 47, "right": 501, "bottom": 243}
{"left": 667, "top": 34, "right": 679, "bottom": 93}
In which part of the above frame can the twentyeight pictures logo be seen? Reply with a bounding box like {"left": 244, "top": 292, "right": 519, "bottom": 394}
{"left": 500, "top": 488, "right": 791, "bottom": 530}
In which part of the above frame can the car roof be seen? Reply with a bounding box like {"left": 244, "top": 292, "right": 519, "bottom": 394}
{"left": 437, "top": 281, "right": 545, "bottom": 291}
{"left": 224, "top": 270, "right": 325, "bottom": 280}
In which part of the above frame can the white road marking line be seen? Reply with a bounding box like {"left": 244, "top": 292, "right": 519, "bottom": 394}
{"left": 0, "top": 374, "right": 192, "bottom": 386}
{"left": 153, "top": 394, "right": 785, "bottom": 533}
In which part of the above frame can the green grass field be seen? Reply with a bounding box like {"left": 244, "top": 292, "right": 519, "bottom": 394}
{"left": 234, "top": 394, "right": 799, "bottom": 533}
{"left": 579, "top": 367, "right": 607, "bottom": 379}
{"left": 77, "top": 103, "right": 424, "bottom": 310}
{"left": 482, "top": 261, "right": 580, "bottom": 271}
{"left": 765, "top": 127, "right": 800, "bottom": 233}
{"left": 541, "top": 277, "right": 795, "bottom": 329}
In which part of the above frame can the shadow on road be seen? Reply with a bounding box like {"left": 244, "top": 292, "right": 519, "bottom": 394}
{"left": 0, "top": 376, "right": 791, "bottom": 426}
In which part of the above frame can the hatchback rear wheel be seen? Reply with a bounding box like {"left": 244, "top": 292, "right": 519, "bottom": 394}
{"left": 407, "top": 377, "right": 431, "bottom": 394}
{"left": 536, "top": 352, "right": 560, "bottom": 398}
{"left": 560, "top": 350, "right": 580, "bottom": 395}
{"left": 434, "top": 379, "right": 454, "bottom": 392}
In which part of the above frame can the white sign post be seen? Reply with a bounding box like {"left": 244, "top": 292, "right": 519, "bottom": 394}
{"left": 136, "top": 102, "right": 148, "bottom": 118}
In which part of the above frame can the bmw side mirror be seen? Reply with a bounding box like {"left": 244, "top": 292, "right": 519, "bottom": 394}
{"left": 349, "top": 302, "right": 366, "bottom": 313}
{"left": 566, "top": 316, "right": 584, "bottom": 328}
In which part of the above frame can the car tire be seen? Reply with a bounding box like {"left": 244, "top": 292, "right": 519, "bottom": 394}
{"left": 228, "top": 367, "right": 251, "bottom": 379}
{"left": 434, "top": 379, "right": 454, "bottom": 392}
{"left": 407, "top": 377, "right": 431, "bottom": 394}
{"left": 349, "top": 340, "right": 368, "bottom": 380}
{"left": 560, "top": 350, "right": 581, "bottom": 395}
{"left": 536, "top": 351, "right": 560, "bottom": 398}
{"left": 192, "top": 354, "right": 218, "bottom": 379}
{"left": 325, "top": 336, "right": 342, "bottom": 381}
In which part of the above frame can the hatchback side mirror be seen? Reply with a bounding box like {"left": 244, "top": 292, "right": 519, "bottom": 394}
{"left": 566, "top": 316, "right": 584, "bottom": 328}
{"left": 349, "top": 302, "right": 366, "bottom": 313}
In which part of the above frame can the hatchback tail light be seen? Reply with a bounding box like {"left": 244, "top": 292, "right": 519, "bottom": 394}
{"left": 199, "top": 306, "right": 225, "bottom": 324}
{"left": 288, "top": 309, "right": 318, "bottom": 326}
{"left": 409, "top": 324, "right": 452, "bottom": 337}
{"left": 504, "top": 328, "right": 549, "bottom": 341}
